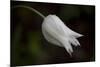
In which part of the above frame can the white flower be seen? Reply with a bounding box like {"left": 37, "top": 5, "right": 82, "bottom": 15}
{"left": 12, "top": 5, "right": 83, "bottom": 56}
{"left": 42, "top": 15, "right": 83, "bottom": 56}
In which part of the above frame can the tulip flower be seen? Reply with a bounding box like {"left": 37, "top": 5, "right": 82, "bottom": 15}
{"left": 42, "top": 15, "right": 83, "bottom": 56}
{"left": 12, "top": 5, "right": 83, "bottom": 56}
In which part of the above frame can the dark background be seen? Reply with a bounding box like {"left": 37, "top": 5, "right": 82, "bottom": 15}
{"left": 11, "top": 1, "right": 95, "bottom": 66}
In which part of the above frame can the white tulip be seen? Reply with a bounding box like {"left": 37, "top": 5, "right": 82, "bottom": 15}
{"left": 42, "top": 15, "right": 83, "bottom": 56}
{"left": 12, "top": 5, "right": 83, "bottom": 56}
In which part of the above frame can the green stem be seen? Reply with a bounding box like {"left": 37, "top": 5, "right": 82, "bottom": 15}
{"left": 12, "top": 5, "right": 45, "bottom": 19}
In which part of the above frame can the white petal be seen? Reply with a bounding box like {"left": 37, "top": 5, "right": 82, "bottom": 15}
{"left": 60, "top": 36, "right": 73, "bottom": 55}
{"left": 42, "top": 26, "right": 62, "bottom": 47}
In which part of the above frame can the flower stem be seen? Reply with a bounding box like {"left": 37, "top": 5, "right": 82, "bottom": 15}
{"left": 12, "top": 5, "right": 45, "bottom": 19}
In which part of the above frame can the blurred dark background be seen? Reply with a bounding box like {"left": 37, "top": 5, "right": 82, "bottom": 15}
{"left": 11, "top": 1, "right": 95, "bottom": 66}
